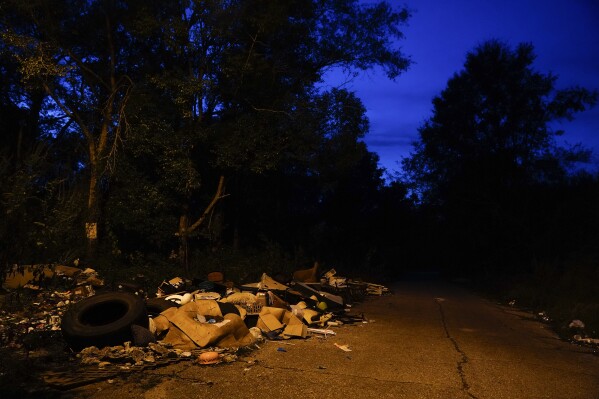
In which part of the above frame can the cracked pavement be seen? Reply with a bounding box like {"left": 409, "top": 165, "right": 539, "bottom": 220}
{"left": 67, "top": 279, "right": 599, "bottom": 399}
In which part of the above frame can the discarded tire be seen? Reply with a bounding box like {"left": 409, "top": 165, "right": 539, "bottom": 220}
{"left": 61, "top": 292, "right": 148, "bottom": 351}
{"left": 145, "top": 297, "right": 180, "bottom": 316}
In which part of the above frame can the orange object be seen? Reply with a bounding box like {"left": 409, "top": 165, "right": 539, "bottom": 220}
{"left": 198, "top": 351, "right": 220, "bottom": 364}
{"left": 207, "top": 271, "right": 224, "bottom": 283}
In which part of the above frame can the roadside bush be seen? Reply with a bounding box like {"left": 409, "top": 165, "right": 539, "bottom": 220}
{"left": 502, "top": 252, "right": 599, "bottom": 339}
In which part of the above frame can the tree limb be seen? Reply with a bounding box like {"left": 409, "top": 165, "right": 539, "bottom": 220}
{"left": 185, "top": 175, "right": 227, "bottom": 235}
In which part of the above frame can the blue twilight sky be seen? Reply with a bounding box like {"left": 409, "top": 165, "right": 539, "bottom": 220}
{"left": 324, "top": 0, "right": 599, "bottom": 174}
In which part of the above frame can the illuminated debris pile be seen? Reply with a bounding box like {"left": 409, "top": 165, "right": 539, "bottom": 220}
{"left": 320, "top": 268, "right": 391, "bottom": 296}
{"left": 76, "top": 342, "right": 238, "bottom": 368}
{"left": 0, "top": 267, "right": 98, "bottom": 350}
{"left": 1, "top": 262, "right": 390, "bottom": 365}
{"left": 0, "top": 292, "right": 71, "bottom": 349}
{"left": 3, "top": 264, "right": 104, "bottom": 291}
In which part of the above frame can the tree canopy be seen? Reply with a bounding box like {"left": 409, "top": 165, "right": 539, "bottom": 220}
{"left": 0, "top": 0, "right": 413, "bottom": 278}
{"left": 402, "top": 40, "right": 597, "bottom": 275}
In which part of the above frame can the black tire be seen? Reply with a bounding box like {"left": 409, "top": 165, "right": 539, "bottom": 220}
{"left": 145, "top": 297, "right": 180, "bottom": 316}
{"left": 61, "top": 292, "right": 148, "bottom": 351}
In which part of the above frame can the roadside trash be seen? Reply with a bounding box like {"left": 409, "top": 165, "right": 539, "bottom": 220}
{"left": 194, "top": 292, "right": 221, "bottom": 301}
{"left": 78, "top": 268, "right": 104, "bottom": 287}
{"left": 538, "top": 311, "right": 550, "bottom": 322}
{"left": 569, "top": 320, "right": 585, "bottom": 329}
{"left": 320, "top": 269, "right": 390, "bottom": 297}
{"left": 206, "top": 272, "right": 225, "bottom": 283}
{"left": 157, "top": 277, "right": 187, "bottom": 296}
{"left": 73, "top": 285, "right": 95, "bottom": 298}
{"left": 291, "top": 281, "right": 344, "bottom": 309}
{"left": 323, "top": 268, "right": 346, "bottom": 288}
{"left": 268, "top": 291, "right": 289, "bottom": 309}
{"left": 256, "top": 306, "right": 307, "bottom": 339}
{"left": 165, "top": 293, "right": 193, "bottom": 305}
{"left": 265, "top": 326, "right": 286, "bottom": 340}
{"left": 131, "top": 324, "right": 156, "bottom": 347}
{"left": 116, "top": 281, "right": 145, "bottom": 296}
{"left": 334, "top": 343, "right": 351, "bottom": 352}
{"left": 198, "top": 351, "right": 221, "bottom": 365}
{"left": 573, "top": 335, "right": 599, "bottom": 345}
{"left": 151, "top": 300, "right": 255, "bottom": 349}
{"left": 276, "top": 347, "right": 287, "bottom": 352}
{"left": 292, "top": 262, "right": 319, "bottom": 283}
{"left": 307, "top": 328, "right": 336, "bottom": 336}
{"left": 242, "top": 273, "right": 290, "bottom": 291}
{"left": 146, "top": 297, "right": 180, "bottom": 317}
{"left": 290, "top": 304, "right": 304, "bottom": 320}
{"left": 3, "top": 264, "right": 104, "bottom": 290}
{"left": 365, "top": 283, "right": 389, "bottom": 296}
{"left": 248, "top": 327, "right": 263, "bottom": 340}
{"left": 1, "top": 261, "right": 390, "bottom": 390}
{"left": 61, "top": 292, "right": 148, "bottom": 351}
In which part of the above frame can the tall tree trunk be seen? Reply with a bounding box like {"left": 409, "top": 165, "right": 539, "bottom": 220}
{"left": 85, "top": 164, "right": 101, "bottom": 263}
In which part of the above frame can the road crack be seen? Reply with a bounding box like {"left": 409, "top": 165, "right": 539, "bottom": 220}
{"left": 436, "top": 298, "right": 479, "bottom": 399}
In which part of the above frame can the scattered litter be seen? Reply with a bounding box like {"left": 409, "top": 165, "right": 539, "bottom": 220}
{"left": 569, "top": 320, "right": 585, "bottom": 329}
{"left": 573, "top": 335, "right": 599, "bottom": 345}
{"left": 334, "top": 343, "right": 352, "bottom": 352}
{"left": 538, "top": 311, "right": 550, "bottom": 322}
{"left": 307, "top": 328, "right": 336, "bottom": 336}
{"left": 198, "top": 351, "right": 220, "bottom": 365}
{"left": 1, "top": 262, "right": 391, "bottom": 391}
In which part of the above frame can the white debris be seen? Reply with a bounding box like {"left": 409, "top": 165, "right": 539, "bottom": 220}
{"left": 569, "top": 320, "right": 585, "bottom": 329}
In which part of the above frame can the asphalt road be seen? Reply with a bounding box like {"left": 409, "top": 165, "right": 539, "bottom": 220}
{"left": 66, "top": 280, "right": 599, "bottom": 399}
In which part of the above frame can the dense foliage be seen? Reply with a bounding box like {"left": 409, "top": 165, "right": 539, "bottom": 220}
{"left": 1, "top": 0, "right": 597, "bottom": 315}
{"left": 0, "top": 0, "right": 415, "bottom": 280}
{"left": 402, "top": 41, "right": 598, "bottom": 295}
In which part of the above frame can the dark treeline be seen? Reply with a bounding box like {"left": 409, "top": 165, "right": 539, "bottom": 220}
{"left": 1, "top": 0, "right": 598, "bottom": 327}
{"left": 401, "top": 40, "right": 599, "bottom": 332}
{"left": 0, "top": 0, "right": 414, "bottom": 282}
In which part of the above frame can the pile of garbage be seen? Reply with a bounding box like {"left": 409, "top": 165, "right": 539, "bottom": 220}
{"left": 1, "top": 262, "right": 390, "bottom": 365}
{"left": 0, "top": 264, "right": 102, "bottom": 350}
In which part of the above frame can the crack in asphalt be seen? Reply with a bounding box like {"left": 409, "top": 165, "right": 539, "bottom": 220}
{"left": 436, "top": 298, "right": 479, "bottom": 399}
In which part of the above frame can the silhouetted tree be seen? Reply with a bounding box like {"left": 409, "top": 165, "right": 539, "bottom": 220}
{"left": 402, "top": 40, "right": 597, "bottom": 274}
{"left": 1, "top": 0, "right": 411, "bottom": 273}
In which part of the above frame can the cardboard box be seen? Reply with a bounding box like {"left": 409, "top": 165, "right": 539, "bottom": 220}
{"left": 256, "top": 307, "right": 307, "bottom": 338}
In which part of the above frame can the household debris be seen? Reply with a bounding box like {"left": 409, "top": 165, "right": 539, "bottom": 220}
{"left": 2, "top": 264, "right": 104, "bottom": 291}
{"left": 334, "top": 343, "right": 352, "bottom": 352}
{"left": 151, "top": 300, "right": 255, "bottom": 350}
{"left": 1, "top": 261, "right": 391, "bottom": 390}
{"left": 569, "top": 319, "right": 585, "bottom": 329}
{"left": 573, "top": 335, "right": 599, "bottom": 345}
